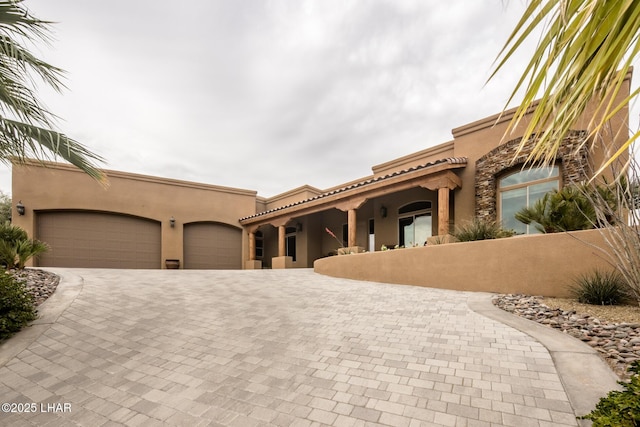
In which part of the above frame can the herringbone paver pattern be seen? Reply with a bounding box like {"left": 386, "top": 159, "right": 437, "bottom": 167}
{"left": 0, "top": 269, "right": 577, "bottom": 426}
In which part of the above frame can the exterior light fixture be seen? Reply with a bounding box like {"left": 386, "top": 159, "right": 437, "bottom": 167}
{"left": 380, "top": 205, "right": 387, "bottom": 218}
{"left": 169, "top": 216, "right": 175, "bottom": 227}
{"left": 16, "top": 201, "right": 25, "bottom": 216}
{"left": 296, "top": 222, "right": 303, "bottom": 232}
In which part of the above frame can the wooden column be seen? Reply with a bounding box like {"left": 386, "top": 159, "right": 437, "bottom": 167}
{"left": 248, "top": 231, "right": 256, "bottom": 261}
{"left": 278, "top": 225, "right": 286, "bottom": 256}
{"left": 438, "top": 187, "right": 450, "bottom": 236}
{"left": 348, "top": 209, "right": 357, "bottom": 247}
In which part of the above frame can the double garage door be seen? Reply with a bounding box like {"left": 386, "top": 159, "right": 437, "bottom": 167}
{"left": 36, "top": 212, "right": 242, "bottom": 269}
{"left": 37, "top": 211, "right": 162, "bottom": 268}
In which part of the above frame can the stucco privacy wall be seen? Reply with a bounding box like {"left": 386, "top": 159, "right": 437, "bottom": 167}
{"left": 314, "top": 229, "right": 615, "bottom": 297}
{"left": 12, "top": 161, "right": 257, "bottom": 267}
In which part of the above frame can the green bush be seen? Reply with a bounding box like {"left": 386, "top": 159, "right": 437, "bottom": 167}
{"left": 580, "top": 361, "right": 640, "bottom": 426}
{"left": 0, "top": 222, "right": 48, "bottom": 269}
{"left": 515, "top": 185, "right": 597, "bottom": 233}
{"left": 570, "top": 270, "right": 629, "bottom": 305}
{"left": 0, "top": 271, "right": 37, "bottom": 340}
{"left": 453, "top": 218, "right": 515, "bottom": 242}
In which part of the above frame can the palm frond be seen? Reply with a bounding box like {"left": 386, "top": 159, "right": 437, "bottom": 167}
{"left": 0, "top": 117, "right": 105, "bottom": 182}
{"left": 0, "top": 1, "right": 105, "bottom": 182}
{"left": 491, "top": 0, "right": 640, "bottom": 170}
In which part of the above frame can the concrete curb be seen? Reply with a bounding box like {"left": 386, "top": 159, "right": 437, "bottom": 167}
{"left": 468, "top": 293, "right": 621, "bottom": 424}
{"left": 0, "top": 268, "right": 83, "bottom": 368}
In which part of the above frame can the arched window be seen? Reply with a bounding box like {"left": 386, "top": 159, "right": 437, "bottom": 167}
{"left": 499, "top": 165, "right": 560, "bottom": 234}
{"left": 398, "top": 201, "right": 432, "bottom": 247}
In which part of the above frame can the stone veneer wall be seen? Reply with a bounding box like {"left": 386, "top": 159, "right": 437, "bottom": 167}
{"left": 475, "top": 130, "right": 590, "bottom": 221}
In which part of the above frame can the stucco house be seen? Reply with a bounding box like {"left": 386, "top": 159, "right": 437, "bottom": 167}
{"left": 11, "top": 72, "right": 631, "bottom": 274}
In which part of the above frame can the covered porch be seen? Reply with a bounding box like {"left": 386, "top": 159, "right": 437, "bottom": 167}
{"left": 239, "top": 158, "right": 466, "bottom": 269}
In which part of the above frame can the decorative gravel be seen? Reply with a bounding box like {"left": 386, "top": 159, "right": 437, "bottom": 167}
{"left": 494, "top": 294, "right": 640, "bottom": 379}
{"left": 8, "top": 268, "right": 60, "bottom": 306}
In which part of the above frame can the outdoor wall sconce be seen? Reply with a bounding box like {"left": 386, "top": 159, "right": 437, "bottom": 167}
{"left": 169, "top": 216, "right": 175, "bottom": 227}
{"left": 380, "top": 205, "right": 387, "bottom": 218}
{"left": 16, "top": 201, "right": 25, "bottom": 216}
{"left": 296, "top": 222, "right": 303, "bottom": 232}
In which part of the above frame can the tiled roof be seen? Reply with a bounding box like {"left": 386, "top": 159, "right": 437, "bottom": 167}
{"left": 240, "top": 157, "right": 467, "bottom": 221}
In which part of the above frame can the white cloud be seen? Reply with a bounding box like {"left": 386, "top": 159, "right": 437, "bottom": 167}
{"left": 2, "top": 0, "right": 552, "bottom": 197}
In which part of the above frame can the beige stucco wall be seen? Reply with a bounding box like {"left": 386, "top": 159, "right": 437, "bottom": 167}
{"left": 12, "top": 161, "right": 257, "bottom": 268}
{"left": 314, "top": 229, "right": 616, "bottom": 297}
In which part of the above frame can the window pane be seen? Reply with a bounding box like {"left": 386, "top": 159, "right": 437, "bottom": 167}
{"left": 501, "top": 188, "right": 527, "bottom": 234}
{"left": 399, "top": 217, "right": 414, "bottom": 247}
{"left": 528, "top": 181, "right": 559, "bottom": 205}
{"left": 399, "top": 201, "right": 432, "bottom": 215}
{"left": 414, "top": 213, "right": 432, "bottom": 246}
{"left": 500, "top": 166, "right": 559, "bottom": 187}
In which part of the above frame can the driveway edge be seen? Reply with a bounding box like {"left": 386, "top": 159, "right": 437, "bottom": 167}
{"left": 468, "top": 293, "right": 621, "bottom": 425}
{"left": 0, "top": 268, "right": 83, "bottom": 368}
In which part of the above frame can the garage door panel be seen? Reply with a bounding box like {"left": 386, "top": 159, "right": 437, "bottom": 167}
{"left": 184, "top": 222, "right": 241, "bottom": 269}
{"left": 37, "top": 211, "right": 161, "bottom": 268}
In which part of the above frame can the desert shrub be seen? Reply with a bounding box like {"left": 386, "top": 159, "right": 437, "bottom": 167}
{"left": 453, "top": 218, "right": 515, "bottom": 242}
{"left": 0, "top": 222, "right": 48, "bottom": 269}
{"left": 570, "top": 270, "right": 629, "bottom": 305}
{"left": 0, "top": 271, "right": 36, "bottom": 340}
{"left": 580, "top": 360, "right": 640, "bottom": 426}
{"left": 515, "top": 185, "right": 598, "bottom": 233}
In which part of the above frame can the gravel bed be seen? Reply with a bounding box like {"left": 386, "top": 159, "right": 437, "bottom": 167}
{"left": 9, "top": 268, "right": 60, "bottom": 306}
{"left": 494, "top": 294, "right": 640, "bottom": 379}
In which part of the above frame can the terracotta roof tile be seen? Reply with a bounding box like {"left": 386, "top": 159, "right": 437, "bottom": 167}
{"left": 240, "top": 157, "right": 467, "bottom": 221}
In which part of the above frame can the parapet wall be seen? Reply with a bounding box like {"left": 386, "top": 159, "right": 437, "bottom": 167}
{"left": 314, "top": 229, "right": 615, "bottom": 297}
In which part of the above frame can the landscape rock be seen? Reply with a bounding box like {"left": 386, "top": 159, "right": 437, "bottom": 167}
{"left": 8, "top": 268, "right": 60, "bottom": 306}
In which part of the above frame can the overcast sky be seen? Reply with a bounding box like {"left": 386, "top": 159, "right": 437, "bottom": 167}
{"left": 2, "top": 1, "right": 619, "bottom": 197}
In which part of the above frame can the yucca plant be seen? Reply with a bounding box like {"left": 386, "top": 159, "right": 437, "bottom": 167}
{"left": 570, "top": 270, "right": 629, "bottom": 306}
{"left": 453, "top": 218, "right": 515, "bottom": 242}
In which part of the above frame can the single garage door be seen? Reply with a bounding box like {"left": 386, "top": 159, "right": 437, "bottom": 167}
{"left": 183, "top": 222, "right": 242, "bottom": 269}
{"left": 36, "top": 211, "right": 161, "bottom": 268}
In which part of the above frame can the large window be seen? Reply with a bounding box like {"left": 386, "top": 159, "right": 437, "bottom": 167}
{"left": 499, "top": 165, "right": 560, "bottom": 234}
{"left": 398, "top": 201, "right": 432, "bottom": 247}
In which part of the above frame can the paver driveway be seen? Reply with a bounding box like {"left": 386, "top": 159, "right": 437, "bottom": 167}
{"left": 0, "top": 269, "right": 581, "bottom": 426}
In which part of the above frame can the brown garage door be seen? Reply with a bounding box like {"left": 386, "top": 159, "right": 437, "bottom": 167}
{"left": 36, "top": 211, "right": 161, "bottom": 268}
{"left": 184, "top": 222, "right": 242, "bottom": 269}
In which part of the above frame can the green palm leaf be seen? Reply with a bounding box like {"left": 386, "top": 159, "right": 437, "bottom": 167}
{"left": 0, "top": 0, "right": 104, "bottom": 182}
{"left": 491, "top": 0, "right": 640, "bottom": 173}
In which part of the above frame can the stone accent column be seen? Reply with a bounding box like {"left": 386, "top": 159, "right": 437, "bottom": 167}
{"left": 278, "top": 225, "right": 285, "bottom": 257}
{"left": 348, "top": 209, "right": 357, "bottom": 247}
{"left": 248, "top": 231, "right": 256, "bottom": 261}
{"left": 438, "top": 187, "right": 450, "bottom": 236}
